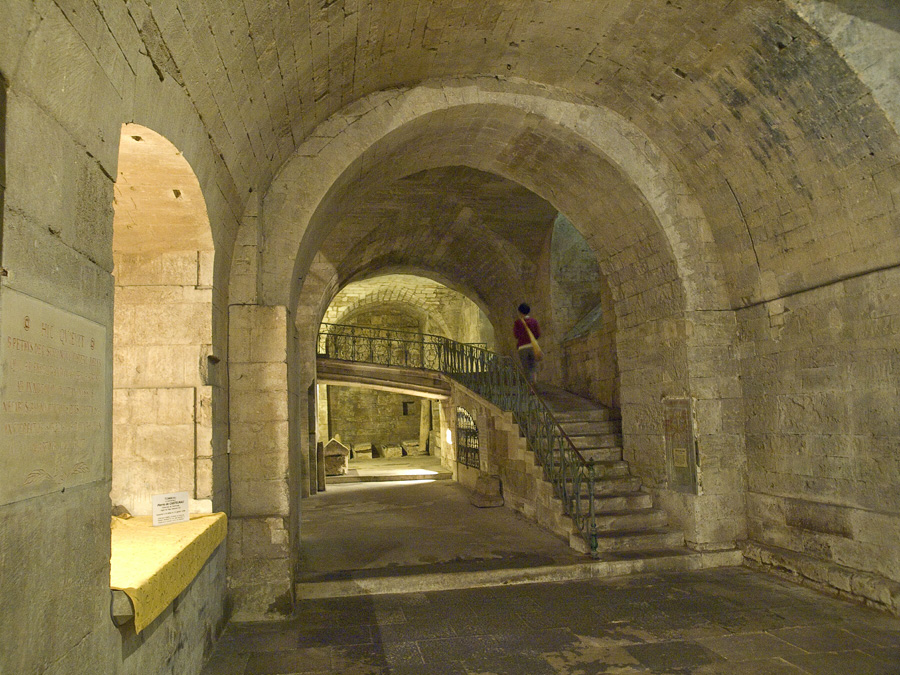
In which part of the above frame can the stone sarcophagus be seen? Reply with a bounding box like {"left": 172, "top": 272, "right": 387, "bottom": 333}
{"left": 323, "top": 439, "right": 351, "bottom": 476}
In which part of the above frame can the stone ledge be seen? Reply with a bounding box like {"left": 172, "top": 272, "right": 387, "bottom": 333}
{"left": 295, "top": 549, "right": 743, "bottom": 599}
{"left": 110, "top": 513, "right": 227, "bottom": 632}
{"left": 741, "top": 541, "right": 900, "bottom": 617}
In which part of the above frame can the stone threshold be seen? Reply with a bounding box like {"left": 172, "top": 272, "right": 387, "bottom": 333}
{"left": 295, "top": 548, "right": 743, "bottom": 599}
{"left": 327, "top": 470, "right": 452, "bottom": 484}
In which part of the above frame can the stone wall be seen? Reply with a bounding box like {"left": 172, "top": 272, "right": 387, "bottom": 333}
{"left": 328, "top": 387, "right": 422, "bottom": 452}
{"left": 112, "top": 251, "right": 215, "bottom": 514}
{"left": 0, "top": 73, "right": 4, "bottom": 247}
{"left": 448, "top": 384, "right": 576, "bottom": 543}
{"left": 560, "top": 265, "right": 619, "bottom": 409}
{"left": 0, "top": 3, "right": 243, "bottom": 669}
{"left": 322, "top": 274, "right": 496, "bottom": 347}
{"left": 740, "top": 267, "right": 900, "bottom": 599}
{"left": 550, "top": 214, "right": 604, "bottom": 341}
{"left": 120, "top": 546, "right": 227, "bottom": 675}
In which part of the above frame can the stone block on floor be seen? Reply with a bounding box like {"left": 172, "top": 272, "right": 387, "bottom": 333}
{"left": 381, "top": 444, "right": 404, "bottom": 459}
{"left": 352, "top": 443, "right": 374, "bottom": 459}
{"left": 323, "top": 439, "right": 350, "bottom": 476}
{"left": 470, "top": 474, "right": 504, "bottom": 508}
{"left": 401, "top": 439, "right": 426, "bottom": 456}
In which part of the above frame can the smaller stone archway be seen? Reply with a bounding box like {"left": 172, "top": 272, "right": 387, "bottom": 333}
{"left": 110, "top": 123, "right": 218, "bottom": 516}
{"left": 310, "top": 272, "right": 496, "bottom": 491}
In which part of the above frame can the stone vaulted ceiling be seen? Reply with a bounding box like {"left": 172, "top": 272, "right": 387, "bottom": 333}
{"left": 115, "top": 0, "right": 899, "bottom": 311}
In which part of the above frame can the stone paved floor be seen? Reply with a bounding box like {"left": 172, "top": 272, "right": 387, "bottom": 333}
{"left": 202, "top": 567, "right": 900, "bottom": 674}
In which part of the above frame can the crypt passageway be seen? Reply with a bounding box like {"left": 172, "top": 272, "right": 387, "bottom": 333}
{"left": 2, "top": 2, "right": 900, "bottom": 673}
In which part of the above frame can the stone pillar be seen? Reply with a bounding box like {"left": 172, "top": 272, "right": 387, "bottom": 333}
{"left": 418, "top": 398, "right": 432, "bottom": 454}
{"left": 227, "top": 305, "right": 293, "bottom": 620}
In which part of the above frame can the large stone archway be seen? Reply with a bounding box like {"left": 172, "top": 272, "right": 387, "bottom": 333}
{"left": 226, "top": 79, "right": 745, "bottom": 619}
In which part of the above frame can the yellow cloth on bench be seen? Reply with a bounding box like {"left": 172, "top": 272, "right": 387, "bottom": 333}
{"left": 110, "top": 513, "right": 227, "bottom": 633}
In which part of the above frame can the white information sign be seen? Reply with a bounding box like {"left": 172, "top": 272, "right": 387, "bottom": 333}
{"left": 152, "top": 491, "right": 190, "bottom": 527}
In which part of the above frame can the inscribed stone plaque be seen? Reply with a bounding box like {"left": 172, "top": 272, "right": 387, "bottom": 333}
{"left": 0, "top": 287, "right": 107, "bottom": 505}
{"left": 664, "top": 397, "right": 698, "bottom": 494}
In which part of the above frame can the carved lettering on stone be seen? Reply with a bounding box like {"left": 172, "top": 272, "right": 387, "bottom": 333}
{"left": 0, "top": 288, "right": 107, "bottom": 504}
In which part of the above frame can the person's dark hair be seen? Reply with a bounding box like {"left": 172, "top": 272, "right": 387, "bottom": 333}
{"left": 518, "top": 303, "right": 530, "bottom": 315}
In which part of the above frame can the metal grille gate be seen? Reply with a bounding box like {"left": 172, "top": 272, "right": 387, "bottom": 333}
{"left": 456, "top": 407, "right": 479, "bottom": 469}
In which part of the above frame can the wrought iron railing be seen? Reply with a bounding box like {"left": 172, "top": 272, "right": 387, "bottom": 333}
{"left": 317, "top": 322, "right": 600, "bottom": 556}
{"left": 455, "top": 407, "right": 480, "bottom": 469}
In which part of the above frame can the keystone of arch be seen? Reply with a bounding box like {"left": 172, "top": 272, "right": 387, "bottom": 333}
{"left": 260, "top": 78, "right": 730, "bottom": 313}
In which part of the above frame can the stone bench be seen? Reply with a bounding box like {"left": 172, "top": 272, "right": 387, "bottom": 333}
{"left": 109, "top": 512, "right": 227, "bottom": 632}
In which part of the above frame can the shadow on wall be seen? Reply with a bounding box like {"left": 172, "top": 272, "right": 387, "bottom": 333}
{"left": 829, "top": 0, "right": 900, "bottom": 32}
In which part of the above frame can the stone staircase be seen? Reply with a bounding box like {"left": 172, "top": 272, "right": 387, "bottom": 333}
{"left": 535, "top": 385, "right": 685, "bottom": 558}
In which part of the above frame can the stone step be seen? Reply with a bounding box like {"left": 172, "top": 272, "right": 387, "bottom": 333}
{"left": 593, "top": 508, "right": 669, "bottom": 533}
{"left": 567, "top": 433, "right": 622, "bottom": 450}
{"left": 550, "top": 460, "right": 630, "bottom": 480}
{"left": 591, "top": 528, "right": 685, "bottom": 553}
{"left": 558, "top": 420, "right": 621, "bottom": 436}
{"left": 565, "top": 490, "right": 652, "bottom": 514}
{"left": 536, "top": 445, "right": 622, "bottom": 464}
{"left": 551, "top": 407, "right": 619, "bottom": 423}
{"left": 530, "top": 386, "right": 686, "bottom": 561}
{"left": 297, "top": 549, "right": 746, "bottom": 599}
{"left": 563, "top": 474, "right": 643, "bottom": 496}
{"left": 593, "top": 492, "right": 654, "bottom": 512}
{"left": 578, "top": 447, "right": 623, "bottom": 463}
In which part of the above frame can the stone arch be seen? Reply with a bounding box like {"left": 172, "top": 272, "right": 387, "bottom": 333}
{"left": 260, "top": 79, "right": 730, "bottom": 316}
{"left": 322, "top": 273, "right": 495, "bottom": 346}
{"left": 331, "top": 299, "right": 442, "bottom": 340}
{"left": 110, "top": 123, "right": 218, "bottom": 515}
{"left": 257, "top": 79, "right": 745, "bottom": 557}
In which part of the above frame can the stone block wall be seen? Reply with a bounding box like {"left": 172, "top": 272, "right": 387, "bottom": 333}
{"left": 448, "top": 384, "right": 577, "bottom": 544}
{"left": 1, "top": 4, "right": 237, "bottom": 673}
{"left": 227, "top": 304, "right": 294, "bottom": 620}
{"left": 119, "top": 546, "right": 227, "bottom": 675}
{"left": 0, "top": 73, "right": 4, "bottom": 244}
{"left": 321, "top": 274, "right": 496, "bottom": 348}
{"left": 560, "top": 269, "right": 618, "bottom": 409}
{"left": 1, "top": 13, "right": 120, "bottom": 669}
{"left": 328, "top": 387, "right": 421, "bottom": 451}
{"left": 739, "top": 268, "right": 900, "bottom": 595}
{"left": 550, "top": 214, "right": 604, "bottom": 342}
{"left": 112, "top": 251, "right": 215, "bottom": 515}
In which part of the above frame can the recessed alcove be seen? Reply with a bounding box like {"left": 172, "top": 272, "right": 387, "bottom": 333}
{"left": 110, "top": 124, "right": 216, "bottom": 515}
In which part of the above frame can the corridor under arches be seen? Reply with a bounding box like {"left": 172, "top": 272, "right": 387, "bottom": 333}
{"left": 4, "top": 3, "right": 900, "bottom": 674}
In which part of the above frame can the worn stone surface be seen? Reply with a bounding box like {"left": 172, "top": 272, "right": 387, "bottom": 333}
{"left": 3, "top": 1, "right": 900, "bottom": 672}
{"left": 741, "top": 268, "right": 900, "bottom": 585}
{"left": 203, "top": 567, "right": 900, "bottom": 675}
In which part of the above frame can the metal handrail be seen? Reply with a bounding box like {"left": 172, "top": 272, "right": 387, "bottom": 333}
{"left": 317, "top": 322, "right": 600, "bottom": 556}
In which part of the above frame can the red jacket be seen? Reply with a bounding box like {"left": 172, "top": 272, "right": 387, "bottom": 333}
{"left": 514, "top": 316, "right": 540, "bottom": 348}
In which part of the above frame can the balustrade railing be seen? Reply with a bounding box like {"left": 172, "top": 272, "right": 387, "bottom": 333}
{"left": 317, "top": 323, "right": 600, "bottom": 556}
